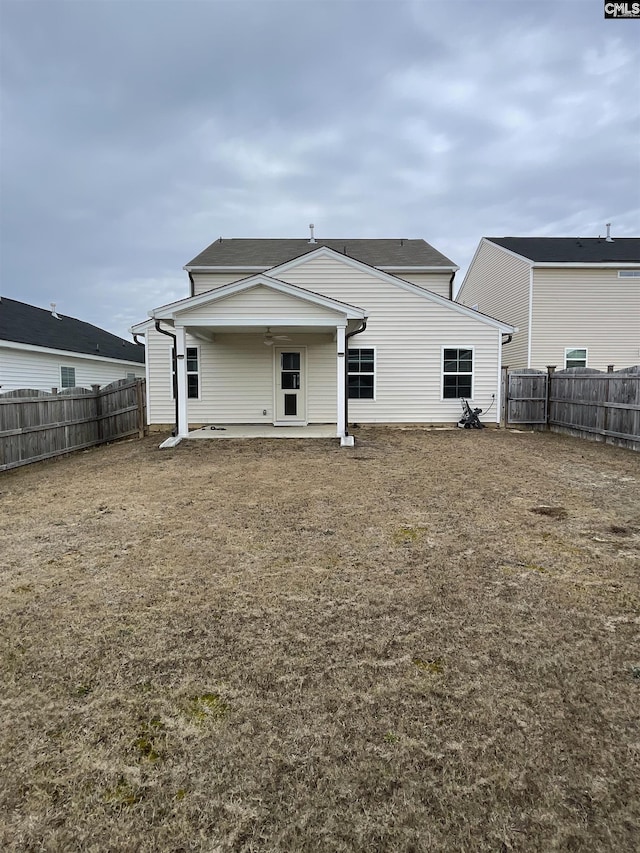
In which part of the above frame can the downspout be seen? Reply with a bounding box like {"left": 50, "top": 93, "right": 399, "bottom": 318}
{"left": 502, "top": 335, "right": 512, "bottom": 346}
{"left": 132, "top": 334, "right": 144, "bottom": 345}
{"left": 155, "top": 320, "right": 179, "bottom": 436}
{"left": 344, "top": 319, "right": 368, "bottom": 437}
{"left": 448, "top": 270, "right": 457, "bottom": 301}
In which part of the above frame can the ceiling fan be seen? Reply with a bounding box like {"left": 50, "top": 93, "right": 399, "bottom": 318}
{"left": 263, "top": 327, "right": 291, "bottom": 346}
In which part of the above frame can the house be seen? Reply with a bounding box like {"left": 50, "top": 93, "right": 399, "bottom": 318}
{"left": 456, "top": 234, "right": 640, "bottom": 371}
{"left": 0, "top": 297, "right": 146, "bottom": 392}
{"left": 131, "top": 234, "right": 516, "bottom": 444}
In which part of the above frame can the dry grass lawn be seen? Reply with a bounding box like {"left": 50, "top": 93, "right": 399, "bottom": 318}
{"left": 1, "top": 427, "right": 639, "bottom": 852}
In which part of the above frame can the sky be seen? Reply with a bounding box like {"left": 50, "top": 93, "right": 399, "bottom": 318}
{"left": 1, "top": 0, "right": 639, "bottom": 341}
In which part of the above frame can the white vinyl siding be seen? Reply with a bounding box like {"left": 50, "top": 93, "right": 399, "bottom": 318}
{"left": 532, "top": 268, "right": 640, "bottom": 371}
{"left": 276, "top": 255, "right": 500, "bottom": 423}
{"left": 388, "top": 271, "right": 452, "bottom": 298}
{"left": 0, "top": 345, "right": 144, "bottom": 393}
{"left": 178, "top": 285, "right": 344, "bottom": 323}
{"left": 145, "top": 327, "right": 337, "bottom": 426}
{"left": 191, "top": 271, "right": 260, "bottom": 296}
{"left": 456, "top": 240, "right": 530, "bottom": 368}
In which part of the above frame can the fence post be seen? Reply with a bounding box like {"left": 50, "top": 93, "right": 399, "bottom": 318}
{"left": 136, "top": 379, "right": 146, "bottom": 438}
{"left": 501, "top": 365, "right": 509, "bottom": 427}
{"left": 607, "top": 365, "right": 614, "bottom": 373}
{"left": 92, "top": 384, "right": 102, "bottom": 442}
{"left": 546, "top": 366, "right": 556, "bottom": 428}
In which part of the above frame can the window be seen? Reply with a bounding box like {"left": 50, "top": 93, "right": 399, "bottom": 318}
{"left": 348, "top": 348, "right": 375, "bottom": 399}
{"left": 60, "top": 366, "right": 76, "bottom": 388}
{"left": 442, "top": 348, "right": 473, "bottom": 398}
{"left": 186, "top": 347, "right": 199, "bottom": 398}
{"left": 565, "top": 348, "right": 587, "bottom": 369}
{"left": 126, "top": 372, "right": 136, "bottom": 380}
{"left": 618, "top": 271, "right": 640, "bottom": 278}
{"left": 171, "top": 346, "right": 200, "bottom": 398}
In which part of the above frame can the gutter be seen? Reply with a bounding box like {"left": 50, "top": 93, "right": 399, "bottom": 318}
{"left": 344, "top": 319, "right": 368, "bottom": 438}
{"left": 154, "top": 320, "right": 179, "bottom": 436}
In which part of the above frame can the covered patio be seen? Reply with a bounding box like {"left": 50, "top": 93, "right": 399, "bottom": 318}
{"left": 187, "top": 424, "right": 337, "bottom": 439}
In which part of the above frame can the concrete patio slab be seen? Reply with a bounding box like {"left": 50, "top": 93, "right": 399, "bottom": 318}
{"left": 187, "top": 424, "right": 337, "bottom": 440}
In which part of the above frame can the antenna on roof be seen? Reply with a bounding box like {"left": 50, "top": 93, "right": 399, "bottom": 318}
{"left": 308, "top": 224, "right": 316, "bottom": 244}
{"left": 50, "top": 302, "right": 60, "bottom": 319}
{"left": 605, "top": 222, "right": 613, "bottom": 243}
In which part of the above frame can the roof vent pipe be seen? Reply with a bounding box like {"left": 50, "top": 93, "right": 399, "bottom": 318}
{"left": 50, "top": 302, "right": 60, "bottom": 319}
{"left": 605, "top": 223, "right": 613, "bottom": 242}
{"left": 309, "top": 223, "right": 316, "bottom": 244}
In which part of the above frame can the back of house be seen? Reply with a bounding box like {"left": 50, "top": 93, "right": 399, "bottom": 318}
{"left": 132, "top": 233, "right": 515, "bottom": 441}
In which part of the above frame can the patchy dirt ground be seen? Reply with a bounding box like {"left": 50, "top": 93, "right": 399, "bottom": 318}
{"left": 1, "top": 427, "right": 639, "bottom": 853}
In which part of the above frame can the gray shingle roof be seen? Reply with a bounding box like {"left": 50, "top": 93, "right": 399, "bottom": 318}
{"left": 0, "top": 298, "right": 145, "bottom": 363}
{"left": 185, "top": 238, "right": 457, "bottom": 268}
{"left": 487, "top": 237, "right": 640, "bottom": 263}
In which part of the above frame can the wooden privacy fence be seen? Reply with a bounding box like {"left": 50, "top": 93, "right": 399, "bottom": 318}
{"left": 505, "top": 366, "right": 640, "bottom": 451}
{"left": 0, "top": 378, "right": 147, "bottom": 472}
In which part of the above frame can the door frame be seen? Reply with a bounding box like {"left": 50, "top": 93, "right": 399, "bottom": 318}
{"left": 273, "top": 346, "right": 308, "bottom": 426}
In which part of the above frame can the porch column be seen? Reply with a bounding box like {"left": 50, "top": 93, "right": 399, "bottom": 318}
{"left": 175, "top": 326, "right": 189, "bottom": 437}
{"left": 336, "top": 324, "right": 346, "bottom": 439}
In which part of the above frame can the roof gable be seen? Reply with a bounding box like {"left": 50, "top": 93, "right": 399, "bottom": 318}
{"left": 0, "top": 298, "right": 145, "bottom": 363}
{"left": 268, "top": 247, "right": 516, "bottom": 333}
{"left": 151, "top": 273, "right": 367, "bottom": 320}
{"left": 185, "top": 237, "right": 457, "bottom": 269}
{"left": 487, "top": 237, "right": 640, "bottom": 264}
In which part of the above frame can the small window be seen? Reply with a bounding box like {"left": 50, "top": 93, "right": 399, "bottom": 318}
{"left": 171, "top": 346, "right": 200, "bottom": 398}
{"left": 618, "top": 271, "right": 640, "bottom": 278}
{"left": 126, "top": 372, "right": 136, "bottom": 380}
{"left": 565, "top": 348, "right": 587, "bottom": 369}
{"left": 442, "top": 348, "right": 473, "bottom": 398}
{"left": 348, "top": 348, "right": 375, "bottom": 399}
{"left": 60, "top": 366, "right": 76, "bottom": 388}
{"left": 186, "top": 347, "right": 199, "bottom": 398}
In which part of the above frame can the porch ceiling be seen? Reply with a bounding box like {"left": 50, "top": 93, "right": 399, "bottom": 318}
{"left": 184, "top": 323, "right": 341, "bottom": 336}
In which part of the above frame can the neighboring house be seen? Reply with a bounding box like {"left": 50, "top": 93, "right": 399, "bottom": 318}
{"left": 0, "top": 297, "right": 146, "bottom": 392}
{"left": 456, "top": 235, "right": 640, "bottom": 371}
{"left": 131, "top": 235, "right": 515, "bottom": 443}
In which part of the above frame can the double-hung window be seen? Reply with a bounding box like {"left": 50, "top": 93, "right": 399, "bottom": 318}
{"left": 60, "top": 366, "right": 76, "bottom": 388}
{"left": 186, "top": 347, "right": 199, "bottom": 398}
{"left": 442, "top": 348, "right": 473, "bottom": 399}
{"left": 171, "top": 346, "right": 200, "bottom": 398}
{"left": 565, "top": 348, "right": 587, "bottom": 369}
{"left": 348, "top": 348, "right": 375, "bottom": 399}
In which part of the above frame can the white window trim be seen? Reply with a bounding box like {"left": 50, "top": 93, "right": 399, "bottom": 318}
{"left": 441, "top": 345, "right": 475, "bottom": 401}
{"left": 348, "top": 346, "right": 376, "bottom": 402}
{"left": 564, "top": 347, "right": 588, "bottom": 369}
{"left": 186, "top": 345, "right": 201, "bottom": 401}
{"left": 170, "top": 345, "right": 201, "bottom": 400}
{"left": 618, "top": 270, "right": 640, "bottom": 278}
{"left": 60, "top": 365, "right": 76, "bottom": 388}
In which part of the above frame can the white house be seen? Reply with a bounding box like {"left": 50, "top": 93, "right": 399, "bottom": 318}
{"left": 456, "top": 234, "right": 640, "bottom": 371}
{"left": 0, "top": 297, "right": 146, "bottom": 392}
{"left": 131, "top": 235, "right": 516, "bottom": 444}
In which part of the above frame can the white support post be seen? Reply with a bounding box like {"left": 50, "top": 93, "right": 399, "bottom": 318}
{"left": 175, "top": 326, "right": 189, "bottom": 437}
{"left": 336, "top": 324, "right": 347, "bottom": 440}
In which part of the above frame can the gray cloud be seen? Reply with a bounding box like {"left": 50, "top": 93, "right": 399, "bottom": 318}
{"left": 1, "top": 0, "right": 638, "bottom": 337}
